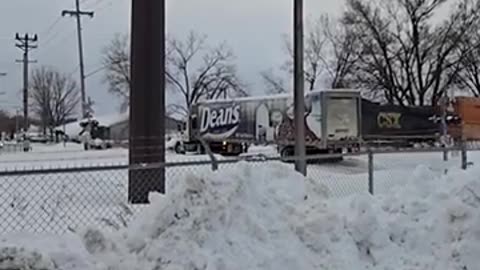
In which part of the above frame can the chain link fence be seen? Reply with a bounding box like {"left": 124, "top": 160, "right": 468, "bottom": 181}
{"left": 0, "top": 142, "right": 24, "bottom": 154}
{"left": 0, "top": 146, "right": 477, "bottom": 234}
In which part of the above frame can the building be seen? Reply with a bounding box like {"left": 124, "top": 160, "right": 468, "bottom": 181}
{"left": 109, "top": 115, "right": 183, "bottom": 142}
{"left": 60, "top": 113, "right": 183, "bottom": 143}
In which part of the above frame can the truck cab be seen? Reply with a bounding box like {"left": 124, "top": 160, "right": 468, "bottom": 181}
{"left": 174, "top": 114, "right": 246, "bottom": 156}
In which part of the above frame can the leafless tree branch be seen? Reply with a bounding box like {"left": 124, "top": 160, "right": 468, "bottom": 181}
{"left": 30, "top": 66, "right": 80, "bottom": 135}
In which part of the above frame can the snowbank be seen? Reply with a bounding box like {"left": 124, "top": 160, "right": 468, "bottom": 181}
{"left": 2, "top": 161, "right": 480, "bottom": 270}
{"left": 0, "top": 233, "right": 94, "bottom": 270}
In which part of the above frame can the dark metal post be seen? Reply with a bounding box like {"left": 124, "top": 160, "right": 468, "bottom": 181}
{"left": 368, "top": 150, "right": 374, "bottom": 195}
{"left": 441, "top": 95, "right": 448, "bottom": 161}
{"left": 128, "top": 0, "right": 166, "bottom": 203}
{"left": 294, "top": 0, "right": 306, "bottom": 176}
{"left": 461, "top": 140, "right": 468, "bottom": 170}
{"left": 23, "top": 49, "right": 28, "bottom": 147}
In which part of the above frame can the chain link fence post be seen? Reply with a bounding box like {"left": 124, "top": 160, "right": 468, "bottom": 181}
{"left": 197, "top": 136, "right": 218, "bottom": 171}
{"left": 461, "top": 140, "right": 468, "bottom": 170}
{"left": 368, "top": 149, "right": 374, "bottom": 195}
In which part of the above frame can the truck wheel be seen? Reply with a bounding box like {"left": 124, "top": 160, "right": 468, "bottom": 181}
{"left": 199, "top": 144, "right": 206, "bottom": 155}
{"left": 174, "top": 142, "right": 184, "bottom": 154}
{"left": 280, "top": 147, "right": 294, "bottom": 162}
{"left": 330, "top": 156, "right": 344, "bottom": 163}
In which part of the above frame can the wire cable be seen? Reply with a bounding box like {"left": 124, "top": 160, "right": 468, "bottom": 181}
{"left": 39, "top": 16, "right": 63, "bottom": 39}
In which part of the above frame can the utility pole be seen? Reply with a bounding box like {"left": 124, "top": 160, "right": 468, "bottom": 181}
{"left": 441, "top": 91, "right": 449, "bottom": 161}
{"left": 0, "top": 72, "right": 6, "bottom": 96}
{"left": 62, "top": 0, "right": 94, "bottom": 118}
{"left": 16, "top": 109, "right": 20, "bottom": 137}
{"left": 15, "top": 33, "right": 38, "bottom": 152}
{"left": 129, "top": 0, "right": 166, "bottom": 203}
{"left": 294, "top": 0, "right": 306, "bottom": 175}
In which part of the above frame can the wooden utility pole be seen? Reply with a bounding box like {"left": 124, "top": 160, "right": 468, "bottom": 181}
{"left": 294, "top": 0, "right": 306, "bottom": 175}
{"left": 128, "top": 0, "right": 166, "bottom": 203}
{"left": 15, "top": 33, "right": 38, "bottom": 152}
{"left": 0, "top": 73, "right": 5, "bottom": 97}
{"left": 62, "top": 0, "right": 94, "bottom": 118}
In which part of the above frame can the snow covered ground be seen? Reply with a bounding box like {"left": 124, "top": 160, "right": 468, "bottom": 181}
{"left": 0, "top": 143, "right": 479, "bottom": 235}
{"left": 0, "top": 157, "right": 480, "bottom": 269}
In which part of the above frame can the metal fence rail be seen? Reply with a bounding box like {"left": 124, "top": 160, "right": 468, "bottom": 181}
{"left": 0, "top": 146, "right": 477, "bottom": 234}
{"left": 0, "top": 142, "right": 24, "bottom": 154}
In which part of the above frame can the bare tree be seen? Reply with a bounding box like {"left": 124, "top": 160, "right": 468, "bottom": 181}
{"left": 319, "top": 15, "right": 361, "bottom": 89}
{"left": 165, "top": 31, "right": 247, "bottom": 116}
{"left": 102, "top": 33, "right": 130, "bottom": 112}
{"left": 30, "top": 66, "right": 80, "bottom": 135}
{"left": 342, "top": 0, "right": 480, "bottom": 106}
{"left": 262, "top": 15, "right": 363, "bottom": 94}
{"left": 102, "top": 31, "right": 246, "bottom": 114}
{"left": 262, "top": 19, "right": 327, "bottom": 94}
{"left": 260, "top": 69, "right": 289, "bottom": 94}
{"left": 451, "top": 20, "right": 480, "bottom": 97}
{"left": 285, "top": 19, "right": 327, "bottom": 91}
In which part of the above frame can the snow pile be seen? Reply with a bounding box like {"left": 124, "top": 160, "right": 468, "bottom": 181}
{"left": 83, "top": 162, "right": 330, "bottom": 270}
{"left": 0, "top": 247, "right": 56, "bottom": 270}
{"left": 80, "top": 162, "right": 480, "bottom": 270}
{"left": 0, "top": 234, "right": 94, "bottom": 270}
{"left": 292, "top": 164, "right": 480, "bottom": 269}
{"left": 2, "top": 161, "right": 480, "bottom": 270}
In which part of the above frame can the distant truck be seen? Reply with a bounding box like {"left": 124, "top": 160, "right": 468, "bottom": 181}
{"left": 175, "top": 90, "right": 362, "bottom": 158}
{"left": 78, "top": 119, "right": 113, "bottom": 150}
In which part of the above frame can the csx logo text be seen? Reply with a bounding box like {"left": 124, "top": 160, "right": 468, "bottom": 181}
{"left": 377, "top": 112, "right": 401, "bottom": 129}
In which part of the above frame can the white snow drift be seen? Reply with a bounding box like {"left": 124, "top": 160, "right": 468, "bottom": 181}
{"left": 2, "top": 161, "right": 480, "bottom": 270}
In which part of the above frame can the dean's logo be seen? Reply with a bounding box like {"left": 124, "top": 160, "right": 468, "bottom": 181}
{"left": 377, "top": 112, "right": 401, "bottom": 129}
{"left": 200, "top": 104, "right": 240, "bottom": 139}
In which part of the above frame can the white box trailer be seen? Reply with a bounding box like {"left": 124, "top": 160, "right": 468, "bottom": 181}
{"left": 181, "top": 89, "right": 362, "bottom": 157}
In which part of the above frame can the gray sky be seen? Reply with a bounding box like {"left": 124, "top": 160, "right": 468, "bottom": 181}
{"left": 0, "top": 0, "right": 342, "bottom": 117}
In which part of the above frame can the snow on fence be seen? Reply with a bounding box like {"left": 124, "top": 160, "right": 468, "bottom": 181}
{"left": 0, "top": 146, "right": 476, "bottom": 235}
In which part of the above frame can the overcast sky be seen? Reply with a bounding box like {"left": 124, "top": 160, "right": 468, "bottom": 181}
{"left": 0, "top": 0, "right": 343, "bottom": 117}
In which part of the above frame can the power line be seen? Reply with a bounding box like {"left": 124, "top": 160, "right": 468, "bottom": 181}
{"left": 94, "top": 0, "right": 113, "bottom": 12}
{"left": 85, "top": 58, "right": 124, "bottom": 79}
{"left": 85, "top": 64, "right": 106, "bottom": 78}
{"left": 39, "top": 16, "right": 63, "bottom": 38}
{"left": 68, "top": 66, "right": 80, "bottom": 77}
{"left": 41, "top": 29, "right": 76, "bottom": 51}
{"left": 84, "top": 0, "right": 105, "bottom": 9}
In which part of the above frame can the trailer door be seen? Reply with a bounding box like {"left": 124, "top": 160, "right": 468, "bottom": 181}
{"left": 326, "top": 97, "right": 359, "bottom": 140}
{"left": 255, "top": 103, "right": 270, "bottom": 141}
{"left": 306, "top": 94, "right": 322, "bottom": 138}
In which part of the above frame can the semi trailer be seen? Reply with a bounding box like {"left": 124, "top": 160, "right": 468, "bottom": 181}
{"left": 175, "top": 89, "right": 362, "bottom": 158}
